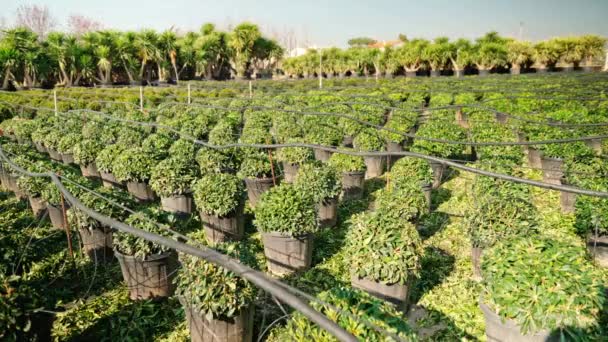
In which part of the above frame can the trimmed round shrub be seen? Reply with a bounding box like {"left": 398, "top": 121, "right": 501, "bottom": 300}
{"left": 293, "top": 162, "right": 341, "bottom": 202}
{"left": 112, "top": 147, "right": 156, "bottom": 182}
{"left": 254, "top": 184, "right": 318, "bottom": 235}
{"left": 327, "top": 152, "right": 366, "bottom": 173}
{"left": 193, "top": 173, "right": 244, "bottom": 216}
{"left": 149, "top": 157, "right": 198, "bottom": 197}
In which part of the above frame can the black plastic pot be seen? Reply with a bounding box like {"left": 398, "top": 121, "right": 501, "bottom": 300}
{"left": 455, "top": 69, "right": 465, "bottom": 78}
{"left": 421, "top": 183, "right": 432, "bottom": 213}
{"left": 126, "top": 181, "right": 156, "bottom": 202}
{"left": 34, "top": 142, "right": 46, "bottom": 153}
{"left": 80, "top": 163, "right": 101, "bottom": 180}
{"left": 48, "top": 148, "right": 62, "bottom": 161}
{"left": 244, "top": 177, "right": 275, "bottom": 208}
{"left": 314, "top": 148, "right": 333, "bottom": 162}
{"left": 61, "top": 153, "right": 75, "bottom": 165}
{"left": 364, "top": 156, "right": 385, "bottom": 179}
{"left": 341, "top": 171, "right": 365, "bottom": 200}
{"left": 47, "top": 203, "right": 66, "bottom": 230}
{"left": 200, "top": 207, "right": 245, "bottom": 244}
{"left": 181, "top": 300, "right": 254, "bottom": 342}
{"left": 510, "top": 68, "right": 521, "bottom": 75}
{"left": 562, "top": 66, "right": 574, "bottom": 73}
{"left": 537, "top": 67, "right": 548, "bottom": 73}
{"left": 472, "top": 247, "right": 483, "bottom": 280}
{"left": 494, "top": 112, "right": 508, "bottom": 124}
{"left": 478, "top": 69, "right": 490, "bottom": 77}
{"left": 527, "top": 147, "right": 542, "bottom": 169}
{"left": 342, "top": 135, "right": 354, "bottom": 148}
{"left": 585, "top": 138, "right": 603, "bottom": 155}
{"left": 582, "top": 66, "right": 595, "bottom": 73}
{"left": 261, "top": 232, "right": 313, "bottom": 276}
{"left": 429, "top": 161, "right": 446, "bottom": 189}
{"left": 430, "top": 70, "right": 440, "bottom": 77}
{"left": 480, "top": 302, "right": 557, "bottom": 341}
{"left": 540, "top": 156, "right": 563, "bottom": 185}
{"left": 560, "top": 177, "right": 576, "bottom": 214}
{"left": 100, "top": 171, "right": 124, "bottom": 189}
{"left": 404, "top": 71, "right": 416, "bottom": 78}
{"left": 28, "top": 196, "right": 47, "bottom": 219}
{"left": 351, "top": 274, "right": 410, "bottom": 312}
{"left": 79, "top": 226, "right": 113, "bottom": 263}
{"left": 160, "top": 194, "right": 193, "bottom": 215}
{"left": 282, "top": 162, "right": 300, "bottom": 183}
{"left": 318, "top": 197, "right": 338, "bottom": 228}
{"left": 115, "top": 250, "right": 178, "bottom": 300}
{"left": 587, "top": 235, "right": 608, "bottom": 268}
{"left": 386, "top": 141, "right": 403, "bottom": 166}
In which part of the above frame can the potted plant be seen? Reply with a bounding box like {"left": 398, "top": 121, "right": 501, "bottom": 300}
{"left": 17, "top": 172, "right": 48, "bottom": 219}
{"left": 278, "top": 287, "right": 416, "bottom": 341}
{"left": 305, "top": 126, "right": 342, "bottom": 162}
{"left": 238, "top": 150, "right": 279, "bottom": 208}
{"left": 40, "top": 182, "right": 67, "bottom": 230}
{"left": 12, "top": 119, "right": 36, "bottom": 145}
{"left": 327, "top": 152, "right": 366, "bottom": 200}
{"left": 572, "top": 181, "right": 608, "bottom": 268}
{"left": 507, "top": 41, "right": 533, "bottom": 75}
{"left": 31, "top": 127, "right": 50, "bottom": 153}
{"left": 275, "top": 142, "right": 313, "bottom": 183}
{"left": 353, "top": 129, "right": 385, "bottom": 179}
{"left": 390, "top": 157, "right": 434, "bottom": 208}
{"left": 466, "top": 190, "right": 538, "bottom": 279}
{"left": 43, "top": 130, "right": 63, "bottom": 161}
{"left": 373, "top": 182, "right": 428, "bottom": 221}
{"left": 196, "top": 147, "right": 239, "bottom": 175}
{"left": 168, "top": 138, "right": 198, "bottom": 161}
{"left": 142, "top": 133, "right": 174, "bottom": 160}
{"left": 193, "top": 173, "right": 245, "bottom": 243}
{"left": 481, "top": 236, "right": 605, "bottom": 341}
{"left": 95, "top": 144, "right": 127, "bottom": 189}
{"left": 346, "top": 210, "right": 423, "bottom": 311}
{"left": 114, "top": 211, "right": 179, "bottom": 300}
{"left": 73, "top": 139, "right": 103, "bottom": 179}
{"left": 150, "top": 157, "right": 198, "bottom": 215}
{"left": 68, "top": 189, "right": 134, "bottom": 263}
{"left": 254, "top": 184, "right": 318, "bottom": 276}
{"left": 56, "top": 133, "right": 81, "bottom": 165}
{"left": 293, "top": 162, "right": 342, "bottom": 228}
{"left": 112, "top": 147, "right": 157, "bottom": 202}
{"left": 175, "top": 242, "right": 257, "bottom": 342}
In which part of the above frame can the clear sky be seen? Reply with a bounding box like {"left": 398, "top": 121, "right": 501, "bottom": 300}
{"left": 2, "top": 0, "right": 608, "bottom": 47}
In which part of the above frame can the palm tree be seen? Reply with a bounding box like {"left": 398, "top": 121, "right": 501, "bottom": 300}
{"left": 115, "top": 31, "right": 139, "bottom": 85}
{"left": 423, "top": 37, "right": 452, "bottom": 77}
{"left": 0, "top": 47, "right": 18, "bottom": 89}
{"left": 555, "top": 37, "right": 582, "bottom": 71}
{"left": 176, "top": 31, "right": 198, "bottom": 80}
{"left": 450, "top": 38, "right": 473, "bottom": 77}
{"left": 195, "top": 26, "right": 230, "bottom": 80}
{"left": 251, "top": 37, "right": 284, "bottom": 78}
{"left": 158, "top": 30, "right": 178, "bottom": 83}
{"left": 135, "top": 30, "right": 160, "bottom": 84}
{"left": 506, "top": 40, "right": 533, "bottom": 74}
{"left": 397, "top": 39, "right": 429, "bottom": 77}
{"left": 578, "top": 35, "right": 606, "bottom": 71}
{"left": 381, "top": 46, "right": 400, "bottom": 78}
{"left": 1, "top": 28, "right": 41, "bottom": 88}
{"left": 533, "top": 40, "right": 561, "bottom": 73}
{"left": 228, "top": 22, "right": 261, "bottom": 79}
{"left": 472, "top": 33, "right": 508, "bottom": 76}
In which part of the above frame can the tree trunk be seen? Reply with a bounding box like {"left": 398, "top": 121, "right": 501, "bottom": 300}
{"left": 2, "top": 68, "right": 12, "bottom": 89}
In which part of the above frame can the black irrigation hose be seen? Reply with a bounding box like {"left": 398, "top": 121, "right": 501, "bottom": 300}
{"left": 0, "top": 145, "right": 359, "bottom": 342}
{"left": 58, "top": 109, "right": 608, "bottom": 198}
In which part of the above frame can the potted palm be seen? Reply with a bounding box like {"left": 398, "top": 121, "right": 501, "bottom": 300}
{"left": 193, "top": 173, "right": 246, "bottom": 243}
{"left": 327, "top": 152, "right": 366, "bottom": 200}
{"left": 275, "top": 142, "right": 313, "bottom": 183}
{"left": 73, "top": 139, "right": 103, "bottom": 179}
{"left": 533, "top": 40, "right": 561, "bottom": 73}
{"left": 278, "top": 287, "right": 416, "bottom": 341}
{"left": 293, "top": 162, "right": 342, "bottom": 228}
{"left": 56, "top": 133, "right": 81, "bottom": 165}
{"left": 507, "top": 41, "right": 533, "bottom": 75}
{"left": 95, "top": 144, "right": 126, "bottom": 189}
{"left": 423, "top": 37, "right": 451, "bottom": 77}
{"left": 150, "top": 157, "right": 198, "bottom": 215}
{"left": 112, "top": 147, "right": 157, "bottom": 202}
{"left": 346, "top": 210, "right": 423, "bottom": 311}
{"left": 254, "top": 184, "right": 318, "bottom": 276}
{"left": 238, "top": 150, "right": 279, "bottom": 208}
{"left": 449, "top": 38, "right": 473, "bottom": 77}
{"left": 353, "top": 130, "right": 386, "bottom": 179}
{"left": 114, "top": 211, "right": 179, "bottom": 300}
{"left": 175, "top": 242, "right": 257, "bottom": 342}
{"left": 481, "top": 236, "right": 605, "bottom": 341}
{"left": 473, "top": 41, "right": 508, "bottom": 76}
{"left": 579, "top": 35, "right": 606, "bottom": 72}
{"left": 397, "top": 39, "right": 428, "bottom": 77}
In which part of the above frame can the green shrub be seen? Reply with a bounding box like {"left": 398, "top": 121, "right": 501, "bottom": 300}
{"left": 354, "top": 129, "right": 385, "bottom": 151}
{"left": 293, "top": 162, "right": 341, "bottom": 202}
{"left": 390, "top": 157, "right": 433, "bottom": 185}
{"left": 149, "top": 157, "right": 198, "bottom": 197}
{"left": 254, "top": 184, "right": 318, "bottom": 235}
{"left": 275, "top": 143, "right": 313, "bottom": 165}
{"left": 43, "top": 130, "right": 63, "bottom": 149}
{"left": 193, "top": 173, "right": 244, "bottom": 216}
{"left": 238, "top": 150, "right": 277, "bottom": 179}
{"left": 168, "top": 139, "right": 197, "bottom": 161}
{"left": 482, "top": 236, "right": 605, "bottom": 336}
{"left": 73, "top": 139, "right": 103, "bottom": 165}
{"left": 95, "top": 144, "right": 126, "bottom": 173}
{"left": 112, "top": 147, "right": 156, "bottom": 182}
{"left": 113, "top": 210, "right": 176, "bottom": 258}
{"left": 277, "top": 286, "right": 416, "bottom": 341}
{"left": 327, "top": 152, "right": 366, "bottom": 173}
{"left": 374, "top": 183, "right": 427, "bottom": 221}
{"left": 411, "top": 121, "right": 466, "bottom": 158}
{"left": 346, "top": 211, "right": 423, "bottom": 285}
{"left": 175, "top": 242, "right": 257, "bottom": 320}
{"left": 56, "top": 133, "right": 81, "bottom": 154}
